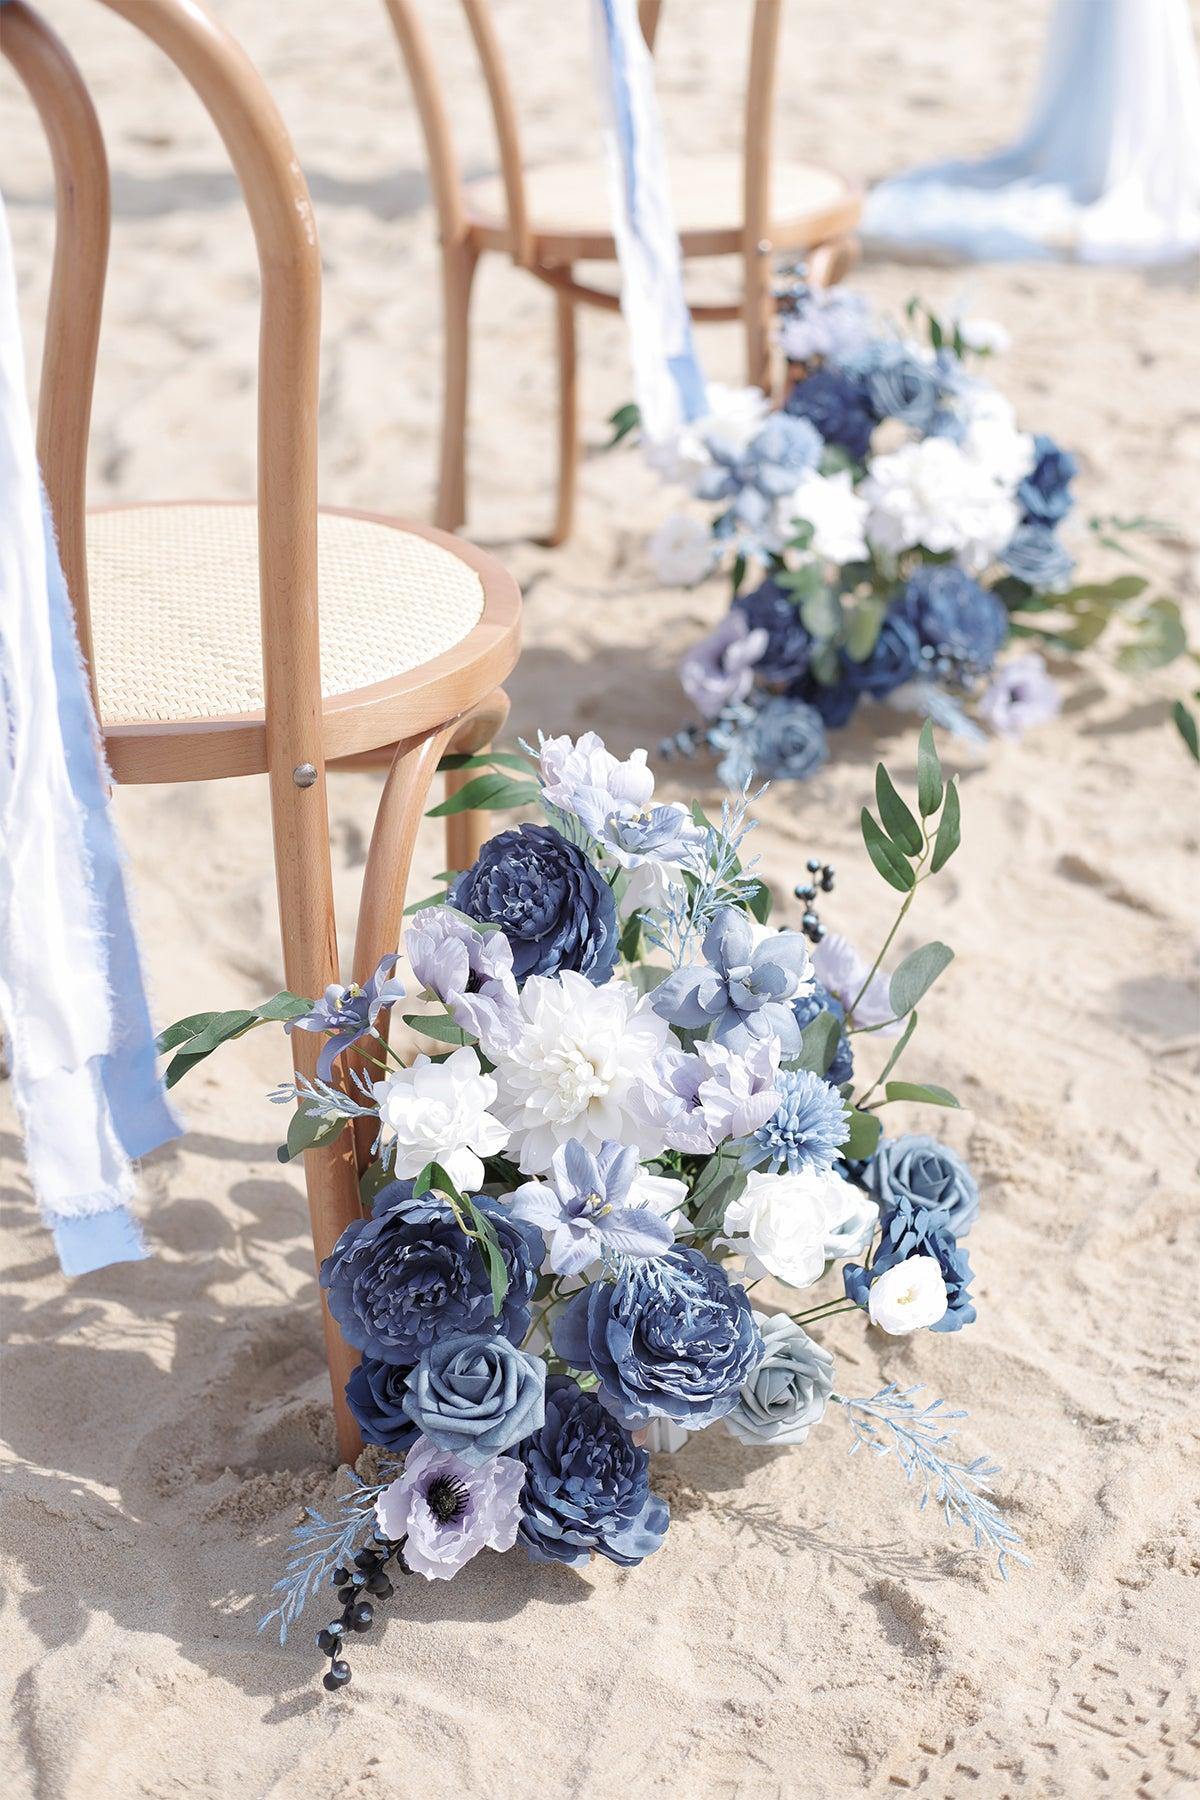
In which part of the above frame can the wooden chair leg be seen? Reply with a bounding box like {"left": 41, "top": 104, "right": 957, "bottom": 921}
{"left": 743, "top": 241, "right": 775, "bottom": 396}
{"left": 808, "top": 233, "right": 861, "bottom": 290}
{"left": 435, "top": 237, "right": 479, "bottom": 533}
{"left": 539, "top": 283, "right": 577, "bottom": 547}
{"left": 268, "top": 768, "right": 365, "bottom": 1466}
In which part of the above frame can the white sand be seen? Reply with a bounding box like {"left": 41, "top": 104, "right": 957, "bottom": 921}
{"left": 2, "top": 2, "right": 1199, "bottom": 1794}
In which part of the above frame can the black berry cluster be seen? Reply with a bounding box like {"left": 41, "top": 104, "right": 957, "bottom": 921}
{"left": 315, "top": 1527, "right": 408, "bottom": 1691}
{"left": 793, "top": 856, "right": 835, "bottom": 942}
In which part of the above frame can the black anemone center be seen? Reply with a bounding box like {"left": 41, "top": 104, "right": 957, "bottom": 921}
{"left": 425, "top": 1474, "right": 470, "bottom": 1524}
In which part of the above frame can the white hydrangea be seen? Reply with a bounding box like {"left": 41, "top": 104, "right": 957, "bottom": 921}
{"left": 779, "top": 467, "right": 870, "bottom": 564}
{"left": 644, "top": 382, "right": 770, "bottom": 489}
{"left": 861, "top": 435, "right": 1020, "bottom": 572}
{"left": 373, "top": 1046, "right": 509, "bottom": 1193}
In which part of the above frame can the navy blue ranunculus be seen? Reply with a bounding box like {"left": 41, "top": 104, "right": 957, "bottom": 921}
{"left": 553, "top": 1245, "right": 763, "bottom": 1429}
{"left": 733, "top": 579, "right": 814, "bottom": 684}
{"left": 320, "top": 1181, "right": 543, "bottom": 1365}
{"left": 786, "top": 668, "right": 861, "bottom": 730}
{"left": 517, "top": 1376, "right": 669, "bottom": 1568}
{"left": 450, "top": 822, "right": 618, "bottom": 986}
{"left": 1018, "top": 433, "right": 1077, "bottom": 525}
{"left": 894, "top": 564, "right": 1009, "bottom": 676}
{"left": 843, "top": 1193, "right": 976, "bottom": 1333}
{"left": 793, "top": 980, "right": 854, "bottom": 1086}
{"left": 844, "top": 611, "right": 923, "bottom": 698}
{"left": 344, "top": 1353, "right": 419, "bottom": 1450}
{"left": 1000, "top": 523, "right": 1075, "bottom": 594}
{"left": 785, "top": 366, "right": 877, "bottom": 461}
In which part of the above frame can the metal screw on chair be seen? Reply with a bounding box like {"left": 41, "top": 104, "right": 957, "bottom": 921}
{"left": 293, "top": 762, "right": 318, "bottom": 788}
{"left": 756, "top": 238, "right": 772, "bottom": 255}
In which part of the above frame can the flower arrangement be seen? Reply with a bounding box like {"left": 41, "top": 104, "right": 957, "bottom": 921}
{"left": 644, "top": 284, "right": 1191, "bottom": 783}
{"left": 160, "top": 724, "right": 1026, "bottom": 1692}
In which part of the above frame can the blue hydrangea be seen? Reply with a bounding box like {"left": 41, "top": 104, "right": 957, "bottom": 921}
{"left": 793, "top": 980, "right": 854, "bottom": 1086}
{"left": 744, "top": 1066, "right": 849, "bottom": 1175}
{"left": 517, "top": 1376, "right": 669, "bottom": 1567}
{"left": 785, "top": 366, "right": 877, "bottom": 461}
{"left": 1018, "top": 434, "right": 1077, "bottom": 525}
{"left": 451, "top": 822, "right": 619, "bottom": 986}
{"left": 843, "top": 1193, "right": 976, "bottom": 1333}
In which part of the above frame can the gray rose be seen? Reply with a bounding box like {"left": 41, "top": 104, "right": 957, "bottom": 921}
{"left": 402, "top": 1331, "right": 546, "bottom": 1464}
{"left": 725, "top": 1311, "right": 834, "bottom": 1447}
{"left": 863, "top": 1134, "right": 979, "bottom": 1238}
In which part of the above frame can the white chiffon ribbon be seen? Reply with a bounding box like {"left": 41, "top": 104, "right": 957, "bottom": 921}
{"left": 0, "top": 199, "right": 179, "bottom": 1274}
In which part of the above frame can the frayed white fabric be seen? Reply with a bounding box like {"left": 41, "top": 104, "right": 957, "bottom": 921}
{"left": 0, "top": 201, "right": 179, "bottom": 1274}
{"left": 864, "top": 0, "right": 1200, "bottom": 267}
{"left": 591, "top": 0, "right": 709, "bottom": 444}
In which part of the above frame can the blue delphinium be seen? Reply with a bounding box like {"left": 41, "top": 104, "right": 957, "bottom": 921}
{"left": 1000, "top": 522, "right": 1076, "bottom": 594}
{"left": 894, "top": 564, "right": 1009, "bottom": 676}
{"left": 862, "top": 1134, "right": 979, "bottom": 1238}
{"left": 320, "top": 1181, "right": 543, "bottom": 1364}
{"left": 712, "top": 696, "right": 828, "bottom": 789}
{"left": 733, "top": 580, "right": 814, "bottom": 684}
{"left": 843, "top": 1193, "right": 976, "bottom": 1333}
{"left": 553, "top": 1245, "right": 764, "bottom": 1429}
{"left": 793, "top": 980, "right": 854, "bottom": 1086}
{"left": 744, "top": 1066, "right": 849, "bottom": 1175}
{"left": 844, "top": 612, "right": 923, "bottom": 698}
{"left": 285, "top": 954, "right": 405, "bottom": 1080}
{"left": 1018, "top": 433, "right": 1077, "bottom": 524}
{"left": 785, "top": 366, "right": 877, "bottom": 461}
{"left": 651, "top": 906, "right": 812, "bottom": 1054}
{"left": 344, "top": 1353, "right": 418, "bottom": 1451}
{"left": 451, "top": 821, "right": 619, "bottom": 985}
{"left": 517, "top": 1376, "right": 669, "bottom": 1567}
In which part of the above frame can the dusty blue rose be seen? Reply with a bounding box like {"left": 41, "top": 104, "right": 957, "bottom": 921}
{"left": 785, "top": 366, "right": 877, "bottom": 460}
{"left": 724, "top": 1311, "right": 835, "bottom": 1445}
{"left": 451, "top": 822, "right": 618, "bottom": 986}
{"left": 402, "top": 1330, "right": 546, "bottom": 1463}
{"left": 1018, "top": 433, "right": 1077, "bottom": 525}
{"left": 713, "top": 696, "right": 828, "bottom": 788}
{"left": 517, "top": 1376, "right": 669, "bottom": 1567}
{"left": 1000, "top": 523, "right": 1075, "bottom": 594}
{"left": 553, "top": 1245, "right": 763, "bottom": 1430}
{"left": 862, "top": 1134, "right": 979, "bottom": 1237}
{"left": 860, "top": 341, "right": 945, "bottom": 433}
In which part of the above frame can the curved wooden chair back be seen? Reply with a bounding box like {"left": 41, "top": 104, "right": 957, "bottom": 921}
{"left": 2, "top": 0, "right": 326, "bottom": 823}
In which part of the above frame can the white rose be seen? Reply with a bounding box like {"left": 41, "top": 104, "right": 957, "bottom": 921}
{"left": 823, "top": 1191, "right": 879, "bottom": 1261}
{"left": 955, "top": 316, "right": 1010, "bottom": 355}
{"left": 373, "top": 1046, "right": 509, "bottom": 1193}
{"left": 719, "top": 1166, "right": 845, "bottom": 1290}
{"left": 780, "top": 468, "right": 869, "bottom": 564}
{"left": 867, "top": 1256, "right": 948, "bottom": 1334}
{"left": 962, "top": 415, "right": 1035, "bottom": 491}
{"left": 647, "top": 514, "right": 717, "bottom": 587}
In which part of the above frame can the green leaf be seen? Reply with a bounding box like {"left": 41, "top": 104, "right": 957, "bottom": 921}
{"left": 844, "top": 597, "right": 886, "bottom": 663}
{"left": 775, "top": 562, "right": 825, "bottom": 601}
{"left": 883, "top": 1081, "right": 961, "bottom": 1109}
{"left": 731, "top": 553, "right": 747, "bottom": 597}
{"left": 875, "top": 1010, "right": 919, "bottom": 1089}
{"left": 874, "top": 764, "right": 922, "bottom": 856}
{"left": 1062, "top": 573, "right": 1149, "bottom": 606}
{"left": 618, "top": 909, "right": 643, "bottom": 963}
{"left": 629, "top": 963, "right": 671, "bottom": 996}
{"left": 404, "top": 887, "right": 452, "bottom": 915}
{"left": 606, "top": 401, "right": 640, "bottom": 447}
{"left": 842, "top": 1106, "right": 882, "bottom": 1161}
{"left": 277, "top": 1106, "right": 348, "bottom": 1163}
{"left": 437, "top": 749, "right": 531, "bottom": 774}
{"left": 861, "top": 809, "right": 915, "bottom": 893}
{"left": 426, "top": 772, "right": 540, "bottom": 818}
{"left": 688, "top": 1148, "right": 747, "bottom": 1237}
{"left": 463, "top": 1197, "right": 510, "bottom": 1318}
{"left": 359, "top": 1157, "right": 393, "bottom": 1212}
{"left": 155, "top": 1010, "right": 223, "bottom": 1054}
{"left": 791, "top": 1011, "right": 841, "bottom": 1076}
{"left": 799, "top": 587, "right": 844, "bottom": 643}
{"left": 745, "top": 879, "right": 773, "bottom": 924}
{"left": 930, "top": 779, "right": 961, "bottom": 873}
{"left": 889, "top": 942, "right": 954, "bottom": 1017}
{"left": 401, "top": 1011, "right": 470, "bottom": 1046}
{"left": 255, "top": 991, "right": 315, "bottom": 1023}
{"left": 1173, "top": 700, "right": 1200, "bottom": 763}
{"left": 1116, "top": 598, "right": 1187, "bottom": 674}
{"left": 916, "top": 721, "right": 943, "bottom": 817}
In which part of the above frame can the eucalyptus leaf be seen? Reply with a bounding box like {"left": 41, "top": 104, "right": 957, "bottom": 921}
{"left": 463, "top": 1197, "right": 510, "bottom": 1318}
{"left": 889, "top": 942, "right": 954, "bottom": 1017}
{"left": 876, "top": 1010, "right": 918, "bottom": 1087}
{"left": 916, "top": 720, "right": 943, "bottom": 817}
{"left": 844, "top": 597, "right": 886, "bottom": 663}
{"left": 689, "top": 1149, "right": 748, "bottom": 1238}
{"left": 1173, "top": 700, "right": 1200, "bottom": 763}
{"left": 1116, "top": 598, "right": 1187, "bottom": 673}
{"left": 1062, "top": 573, "right": 1148, "bottom": 606}
{"left": 842, "top": 1106, "right": 882, "bottom": 1161}
{"left": 861, "top": 809, "right": 915, "bottom": 893}
{"left": 746, "top": 879, "right": 773, "bottom": 924}
{"left": 437, "top": 750, "right": 531, "bottom": 775}
{"left": 426, "top": 772, "right": 540, "bottom": 818}
{"left": 792, "top": 1011, "right": 840, "bottom": 1076}
{"left": 875, "top": 764, "right": 922, "bottom": 856}
{"left": 800, "top": 587, "right": 844, "bottom": 643}
{"left": 884, "top": 1081, "right": 961, "bottom": 1109}
{"left": 606, "top": 401, "right": 640, "bottom": 447}
{"left": 278, "top": 1107, "right": 348, "bottom": 1164}
{"left": 930, "top": 779, "right": 961, "bottom": 872}
{"left": 401, "top": 1011, "right": 471, "bottom": 1046}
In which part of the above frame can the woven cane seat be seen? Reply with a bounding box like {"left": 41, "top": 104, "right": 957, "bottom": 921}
{"left": 86, "top": 504, "right": 486, "bottom": 725}
{"left": 465, "top": 153, "right": 855, "bottom": 250}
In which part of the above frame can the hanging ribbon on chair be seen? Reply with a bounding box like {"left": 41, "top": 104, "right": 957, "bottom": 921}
{"left": 590, "top": 0, "right": 709, "bottom": 446}
{"left": 0, "top": 200, "right": 180, "bottom": 1276}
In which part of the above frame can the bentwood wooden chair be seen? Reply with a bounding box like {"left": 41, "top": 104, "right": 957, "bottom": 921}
{"left": 3, "top": 0, "right": 521, "bottom": 1461}
{"left": 383, "top": 0, "right": 861, "bottom": 545}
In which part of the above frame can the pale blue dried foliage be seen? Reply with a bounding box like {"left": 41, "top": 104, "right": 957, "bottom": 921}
{"left": 643, "top": 780, "right": 768, "bottom": 968}
{"left": 838, "top": 1384, "right": 1029, "bottom": 1578}
{"left": 269, "top": 1070, "right": 395, "bottom": 1167}
{"left": 258, "top": 1466, "right": 401, "bottom": 1644}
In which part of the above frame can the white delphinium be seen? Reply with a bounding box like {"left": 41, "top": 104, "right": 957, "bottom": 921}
{"left": 718, "top": 1165, "right": 847, "bottom": 1290}
{"left": 861, "top": 436, "right": 1020, "bottom": 572}
{"left": 490, "top": 971, "right": 671, "bottom": 1174}
{"left": 648, "top": 513, "right": 718, "bottom": 587}
{"left": 779, "top": 467, "right": 870, "bottom": 564}
{"left": 373, "top": 1046, "right": 509, "bottom": 1191}
{"left": 867, "top": 1257, "right": 949, "bottom": 1334}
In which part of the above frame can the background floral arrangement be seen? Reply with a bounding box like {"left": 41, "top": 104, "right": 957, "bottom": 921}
{"left": 639, "top": 284, "right": 1193, "bottom": 784}
{"left": 161, "top": 724, "right": 1025, "bottom": 1693}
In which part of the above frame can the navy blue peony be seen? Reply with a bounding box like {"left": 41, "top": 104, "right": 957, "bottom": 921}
{"left": 785, "top": 366, "right": 877, "bottom": 461}
{"left": 733, "top": 580, "right": 814, "bottom": 684}
{"left": 451, "top": 822, "right": 619, "bottom": 986}
{"left": 320, "top": 1181, "right": 543, "bottom": 1365}
{"left": 843, "top": 1192, "right": 976, "bottom": 1333}
{"left": 894, "top": 564, "right": 1008, "bottom": 675}
{"left": 1018, "top": 433, "right": 1077, "bottom": 524}
{"left": 517, "top": 1376, "right": 669, "bottom": 1568}
{"left": 344, "top": 1353, "right": 419, "bottom": 1451}
{"left": 844, "top": 612, "right": 923, "bottom": 697}
{"left": 553, "top": 1245, "right": 763, "bottom": 1429}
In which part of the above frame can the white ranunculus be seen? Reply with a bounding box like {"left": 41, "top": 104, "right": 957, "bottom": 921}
{"left": 718, "top": 1166, "right": 846, "bottom": 1290}
{"left": 780, "top": 467, "right": 870, "bottom": 564}
{"left": 644, "top": 382, "right": 770, "bottom": 488}
{"left": 861, "top": 436, "right": 1019, "bottom": 571}
{"left": 962, "top": 414, "right": 1035, "bottom": 491}
{"left": 647, "top": 513, "right": 717, "bottom": 587}
{"left": 490, "top": 970, "right": 672, "bottom": 1174}
{"left": 373, "top": 1046, "right": 509, "bottom": 1193}
{"left": 867, "top": 1256, "right": 948, "bottom": 1334}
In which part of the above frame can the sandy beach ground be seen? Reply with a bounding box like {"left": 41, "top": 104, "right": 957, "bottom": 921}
{"left": 2, "top": 2, "right": 1199, "bottom": 1795}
